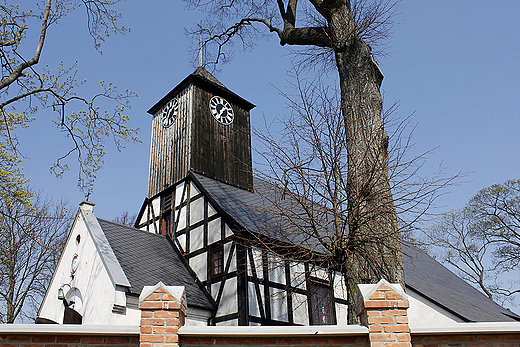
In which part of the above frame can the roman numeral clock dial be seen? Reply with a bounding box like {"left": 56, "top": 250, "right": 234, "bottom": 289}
{"left": 209, "top": 96, "right": 234, "bottom": 125}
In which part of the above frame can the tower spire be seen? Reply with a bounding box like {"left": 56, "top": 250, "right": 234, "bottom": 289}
{"left": 198, "top": 34, "right": 204, "bottom": 68}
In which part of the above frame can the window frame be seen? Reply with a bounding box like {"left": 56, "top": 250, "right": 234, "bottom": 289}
{"left": 309, "top": 278, "right": 333, "bottom": 325}
{"left": 210, "top": 246, "right": 224, "bottom": 278}
{"left": 161, "top": 210, "right": 172, "bottom": 236}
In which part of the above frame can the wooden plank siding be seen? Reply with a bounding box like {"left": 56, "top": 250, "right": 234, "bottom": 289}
{"left": 148, "top": 86, "right": 193, "bottom": 198}
{"left": 147, "top": 80, "right": 253, "bottom": 198}
{"left": 191, "top": 85, "right": 253, "bottom": 193}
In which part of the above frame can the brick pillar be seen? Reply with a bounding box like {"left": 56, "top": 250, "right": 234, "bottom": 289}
{"left": 139, "top": 282, "right": 187, "bottom": 347}
{"left": 356, "top": 279, "right": 411, "bottom": 347}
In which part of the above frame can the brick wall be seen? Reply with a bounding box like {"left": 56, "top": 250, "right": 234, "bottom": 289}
{"left": 180, "top": 334, "right": 368, "bottom": 347}
{"left": 412, "top": 333, "right": 520, "bottom": 347}
{"left": 176, "top": 332, "right": 520, "bottom": 347}
{"left": 0, "top": 333, "right": 138, "bottom": 347}
{"left": 1, "top": 281, "right": 519, "bottom": 347}
{"left": 138, "top": 282, "right": 187, "bottom": 347}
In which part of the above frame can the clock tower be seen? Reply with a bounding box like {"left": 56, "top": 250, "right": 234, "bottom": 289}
{"left": 146, "top": 67, "right": 255, "bottom": 199}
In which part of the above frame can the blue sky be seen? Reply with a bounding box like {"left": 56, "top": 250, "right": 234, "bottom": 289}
{"left": 18, "top": 0, "right": 520, "bottom": 224}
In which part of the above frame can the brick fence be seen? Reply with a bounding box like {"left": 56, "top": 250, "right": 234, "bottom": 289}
{"left": 1, "top": 326, "right": 519, "bottom": 347}
{"left": 1, "top": 280, "right": 519, "bottom": 347}
{"left": 0, "top": 325, "right": 139, "bottom": 347}
{"left": 412, "top": 333, "right": 520, "bottom": 347}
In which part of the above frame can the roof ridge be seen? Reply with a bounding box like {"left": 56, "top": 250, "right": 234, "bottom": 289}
{"left": 98, "top": 218, "right": 167, "bottom": 239}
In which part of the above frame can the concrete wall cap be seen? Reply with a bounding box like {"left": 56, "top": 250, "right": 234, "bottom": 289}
{"left": 0, "top": 324, "right": 139, "bottom": 335}
{"left": 358, "top": 278, "right": 407, "bottom": 302}
{"left": 139, "top": 282, "right": 185, "bottom": 303}
{"left": 178, "top": 325, "right": 369, "bottom": 337}
{"left": 410, "top": 321, "right": 520, "bottom": 334}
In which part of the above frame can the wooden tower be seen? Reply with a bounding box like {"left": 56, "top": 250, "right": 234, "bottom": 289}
{"left": 146, "top": 68, "right": 255, "bottom": 198}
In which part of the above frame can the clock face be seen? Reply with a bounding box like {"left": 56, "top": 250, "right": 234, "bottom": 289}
{"left": 209, "top": 96, "right": 234, "bottom": 125}
{"left": 161, "top": 98, "right": 179, "bottom": 128}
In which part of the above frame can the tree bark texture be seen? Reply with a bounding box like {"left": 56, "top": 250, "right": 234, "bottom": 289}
{"left": 328, "top": 5, "right": 404, "bottom": 324}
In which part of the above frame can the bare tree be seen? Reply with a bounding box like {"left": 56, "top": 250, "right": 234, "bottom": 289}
{"left": 0, "top": 191, "right": 72, "bottom": 323}
{"left": 426, "top": 179, "right": 520, "bottom": 307}
{"left": 187, "top": 0, "right": 405, "bottom": 316}
{"left": 252, "top": 69, "right": 457, "bottom": 322}
{"left": 0, "top": 0, "right": 139, "bottom": 197}
{"left": 112, "top": 211, "right": 138, "bottom": 227}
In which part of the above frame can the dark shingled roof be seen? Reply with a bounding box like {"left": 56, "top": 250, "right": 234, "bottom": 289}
{"left": 148, "top": 67, "right": 255, "bottom": 115}
{"left": 190, "top": 172, "right": 520, "bottom": 322}
{"left": 98, "top": 219, "right": 216, "bottom": 311}
{"left": 402, "top": 243, "right": 520, "bottom": 322}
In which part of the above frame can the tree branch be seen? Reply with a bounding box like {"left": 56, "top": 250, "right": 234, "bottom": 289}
{"left": 0, "top": 0, "right": 50, "bottom": 91}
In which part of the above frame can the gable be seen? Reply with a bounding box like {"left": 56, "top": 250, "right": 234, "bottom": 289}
{"left": 38, "top": 206, "right": 131, "bottom": 325}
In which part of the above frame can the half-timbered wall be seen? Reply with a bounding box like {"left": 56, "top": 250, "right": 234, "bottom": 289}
{"left": 137, "top": 177, "right": 349, "bottom": 326}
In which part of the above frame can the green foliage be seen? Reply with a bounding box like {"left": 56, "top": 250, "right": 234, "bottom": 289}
{"left": 0, "top": 112, "right": 33, "bottom": 208}
{"left": 0, "top": 0, "right": 139, "bottom": 198}
{"left": 428, "top": 179, "right": 520, "bottom": 306}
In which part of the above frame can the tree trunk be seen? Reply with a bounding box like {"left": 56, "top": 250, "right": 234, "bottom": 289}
{"left": 332, "top": 15, "right": 404, "bottom": 323}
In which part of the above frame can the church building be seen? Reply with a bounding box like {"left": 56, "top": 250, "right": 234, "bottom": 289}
{"left": 37, "top": 67, "right": 520, "bottom": 326}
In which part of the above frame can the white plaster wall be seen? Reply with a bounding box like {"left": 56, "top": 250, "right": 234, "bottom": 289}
{"left": 248, "top": 247, "right": 263, "bottom": 279}
{"left": 190, "top": 225, "right": 204, "bottom": 252}
{"left": 268, "top": 254, "right": 285, "bottom": 284}
{"left": 39, "top": 215, "right": 134, "bottom": 325}
{"left": 175, "top": 182, "right": 186, "bottom": 206}
{"left": 178, "top": 234, "right": 186, "bottom": 253}
{"left": 333, "top": 272, "right": 347, "bottom": 300}
{"left": 292, "top": 292, "right": 308, "bottom": 325}
{"left": 224, "top": 243, "right": 236, "bottom": 273}
{"left": 247, "top": 282, "right": 264, "bottom": 317}
{"left": 290, "top": 262, "right": 306, "bottom": 289}
{"left": 211, "top": 282, "right": 221, "bottom": 300}
{"left": 178, "top": 206, "right": 187, "bottom": 230}
{"left": 186, "top": 307, "right": 211, "bottom": 326}
{"left": 138, "top": 210, "right": 148, "bottom": 228}
{"left": 208, "top": 203, "right": 217, "bottom": 217}
{"left": 111, "top": 306, "right": 141, "bottom": 325}
{"left": 407, "top": 289, "right": 463, "bottom": 325}
{"left": 190, "top": 182, "right": 201, "bottom": 198}
{"left": 335, "top": 303, "right": 348, "bottom": 325}
{"left": 208, "top": 218, "right": 221, "bottom": 245}
{"left": 152, "top": 198, "right": 161, "bottom": 219}
{"left": 225, "top": 224, "right": 233, "bottom": 238}
{"left": 190, "top": 197, "right": 204, "bottom": 225}
{"left": 190, "top": 252, "right": 208, "bottom": 282}
{"left": 216, "top": 277, "right": 237, "bottom": 316}
{"left": 269, "top": 287, "right": 288, "bottom": 322}
{"left": 311, "top": 267, "right": 328, "bottom": 281}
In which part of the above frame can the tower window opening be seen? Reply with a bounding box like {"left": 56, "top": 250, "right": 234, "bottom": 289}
{"left": 162, "top": 211, "right": 172, "bottom": 236}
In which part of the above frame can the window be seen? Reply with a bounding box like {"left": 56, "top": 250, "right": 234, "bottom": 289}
{"left": 161, "top": 192, "right": 174, "bottom": 235}
{"left": 310, "top": 281, "right": 333, "bottom": 325}
{"left": 162, "top": 211, "right": 172, "bottom": 236}
{"left": 211, "top": 246, "right": 224, "bottom": 278}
